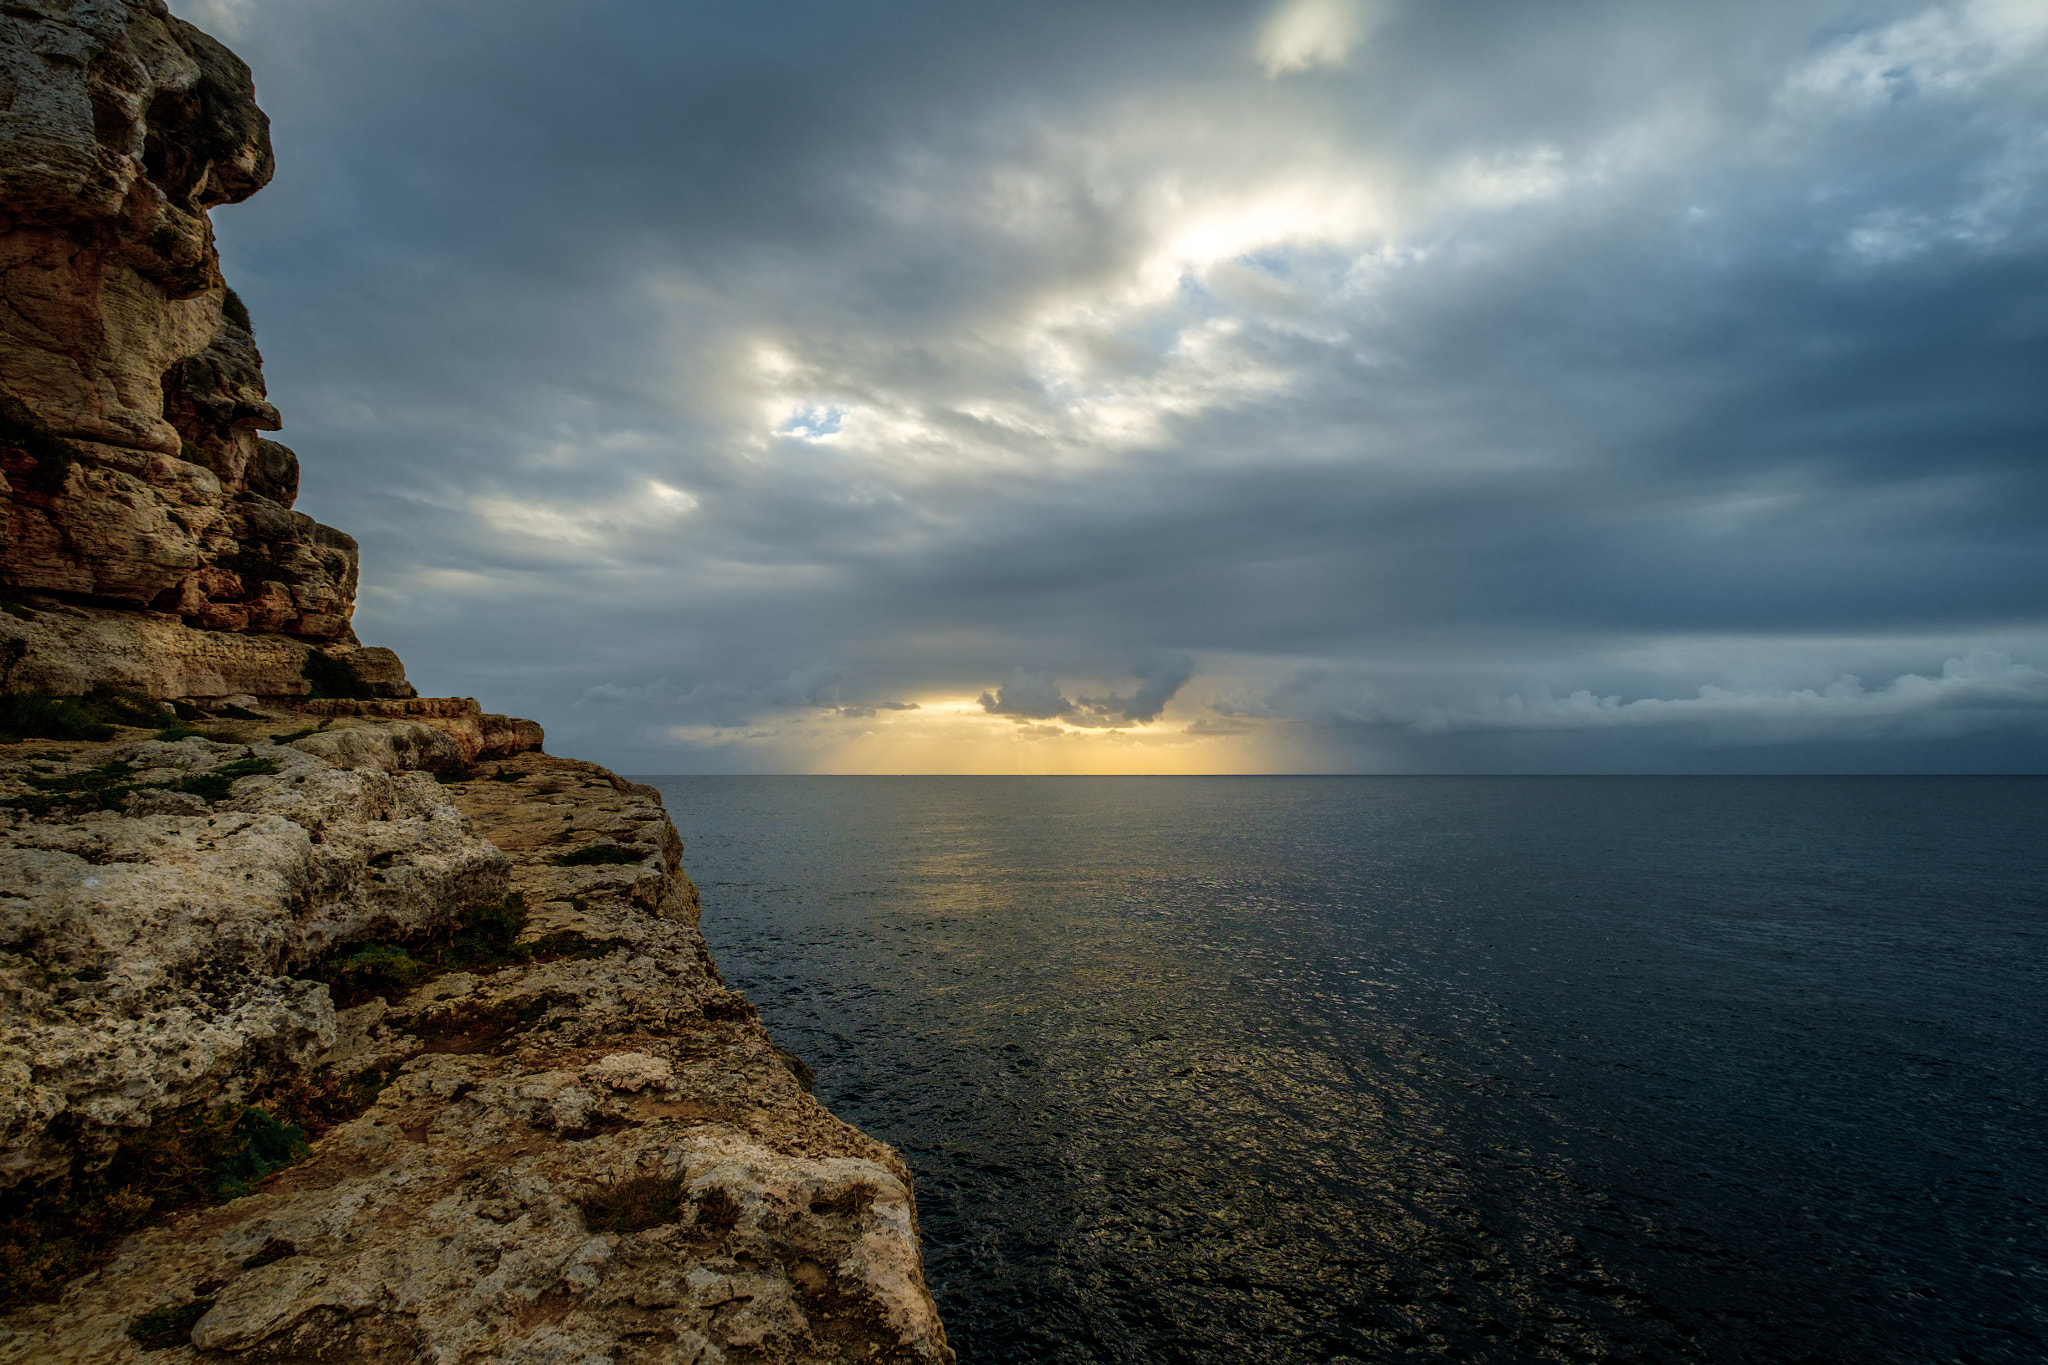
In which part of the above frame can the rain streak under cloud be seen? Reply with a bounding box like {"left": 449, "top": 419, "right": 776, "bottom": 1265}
{"left": 176, "top": 0, "right": 2048, "bottom": 772}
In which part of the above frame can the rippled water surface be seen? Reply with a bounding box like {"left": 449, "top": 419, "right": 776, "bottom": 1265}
{"left": 643, "top": 776, "right": 2048, "bottom": 1364}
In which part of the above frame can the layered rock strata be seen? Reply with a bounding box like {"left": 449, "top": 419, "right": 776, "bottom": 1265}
{"left": 0, "top": 1, "right": 951, "bottom": 1359}
{"left": 3, "top": 0, "right": 359, "bottom": 659}
{"left": 0, "top": 596, "right": 411, "bottom": 702}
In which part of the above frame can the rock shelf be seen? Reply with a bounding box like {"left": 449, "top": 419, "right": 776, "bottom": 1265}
{"left": 1, "top": 734, "right": 950, "bottom": 1363}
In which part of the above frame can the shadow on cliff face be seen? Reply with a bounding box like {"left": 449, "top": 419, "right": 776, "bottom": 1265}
{"left": 1, "top": 1089, "right": 327, "bottom": 1311}
{"left": 0, "top": 684, "right": 165, "bottom": 743}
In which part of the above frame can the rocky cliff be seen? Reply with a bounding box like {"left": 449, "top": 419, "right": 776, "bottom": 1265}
{"left": 0, "top": 4, "right": 952, "bottom": 1361}
{"left": 2, "top": 0, "right": 378, "bottom": 693}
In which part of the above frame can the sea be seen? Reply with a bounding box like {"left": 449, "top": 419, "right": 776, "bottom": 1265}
{"left": 640, "top": 776, "right": 2048, "bottom": 1365}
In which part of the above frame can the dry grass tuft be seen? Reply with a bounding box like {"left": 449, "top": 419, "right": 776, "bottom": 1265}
{"left": 696, "top": 1186, "right": 744, "bottom": 1233}
{"left": 579, "top": 1172, "right": 689, "bottom": 1234}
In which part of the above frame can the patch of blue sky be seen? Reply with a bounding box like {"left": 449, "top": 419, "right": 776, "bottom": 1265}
{"left": 779, "top": 404, "right": 848, "bottom": 441}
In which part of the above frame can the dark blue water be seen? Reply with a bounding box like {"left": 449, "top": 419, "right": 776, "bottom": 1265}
{"left": 642, "top": 776, "right": 2048, "bottom": 1365}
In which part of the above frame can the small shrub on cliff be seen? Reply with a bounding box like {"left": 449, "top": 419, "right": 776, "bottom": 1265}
{"left": 126, "top": 1298, "right": 213, "bottom": 1352}
{"left": 523, "top": 928, "right": 626, "bottom": 960}
{"left": 4, "top": 759, "right": 143, "bottom": 816}
{"left": 695, "top": 1187, "right": 744, "bottom": 1234}
{"left": 0, "top": 1102, "right": 309, "bottom": 1311}
{"left": 311, "top": 895, "right": 536, "bottom": 1007}
{"left": 447, "top": 895, "right": 528, "bottom": 961}
{"left": 0, "top": 686, "right": 163, "bottom": 744}
{"left": 75, "top": 686, "right": 165, "bottom": 728}
{"left": 301, "top": 648, "right": 375, "bottom": 700}
{"left": 807, "top": 1181, "right": 876, "bottom": 1220}
{"left": 0, "top": 691, "right": 114, "bottom": 743}
{"left": 5, "top": 754, "right": 276, "bottom": 816}
{"left": 321, "top": 943, "right": 427, "bottom": 1005}
{"left": 221, "top": 287, "right": 253, "bottom": 334}
{"left": 273, "top": 1065, "right": 399, "bottom": 1135}
{"left": 210, "top": 1108, "right": 309, "bottom": 1199}
{"left": 0, "top": 686, "right": 175, "bottom": 745}
{"left": 176, "top": 755, "right": 279, "bottom": 802}
{"left": 0, "top": 1181, "right": 152, "bottom": 1310}
{"left": 84, "top": 687, "right": 165, "bottom": 727}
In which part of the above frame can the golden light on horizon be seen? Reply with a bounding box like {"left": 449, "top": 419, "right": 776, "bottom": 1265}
{"left": 665, "top": 692, "right": 1303, "bottom": 775}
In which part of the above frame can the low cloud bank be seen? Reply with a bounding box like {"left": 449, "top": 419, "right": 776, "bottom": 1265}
{"left": 1417, "top": 652, "right": 2048, "bottom": 739}
{"left": 981, "top": 655, "right": 1195, "bottom": 727}
{"left": 579, "top": 665, "right": 918, "bottom": 729}
{"left": 1215, "top": 650, "right": 2048, "bottom": 750}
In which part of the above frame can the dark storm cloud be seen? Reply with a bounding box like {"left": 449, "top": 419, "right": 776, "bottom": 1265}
{"left": 174, "top": 0, "right": 2048, "bottom": 770}
{"left": 979, "top": 655, "right": 1194, "bottom": 727}
{"left": 978, "top": 670, "right": 1075, "bottom": 722}
{"left": 1077, "top": 654, "right": 1197, "bottom": 725}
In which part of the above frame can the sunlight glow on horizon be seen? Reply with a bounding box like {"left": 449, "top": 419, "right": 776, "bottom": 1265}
{"left": 660, "top": 693, "right": 1317, "bottom": 775}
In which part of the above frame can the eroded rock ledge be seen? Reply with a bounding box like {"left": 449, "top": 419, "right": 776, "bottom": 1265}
{"left": 0, "top": 732, "right": 952, "bottom": 1363}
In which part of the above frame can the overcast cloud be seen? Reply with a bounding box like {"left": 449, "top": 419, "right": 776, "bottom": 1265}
{"left": 173, "top": 0, "right": 2048, "bottom": 772}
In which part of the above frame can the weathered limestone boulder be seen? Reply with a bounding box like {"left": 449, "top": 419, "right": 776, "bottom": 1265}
{"left": 1, "top": 0, "right": 356, "bottom": 642}
{"left": 0, "top": 596, "right": 411, "bottom": 700}
{"left": 283, "top": 720, "right": 470, "bottom": 776}
{"left": 293, "top": 696, "right": 548, "bottom": 762}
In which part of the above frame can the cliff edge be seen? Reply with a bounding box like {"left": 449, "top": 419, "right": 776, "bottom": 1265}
{"left": 0, "top": 4, "right": 952, "bottom": 1361}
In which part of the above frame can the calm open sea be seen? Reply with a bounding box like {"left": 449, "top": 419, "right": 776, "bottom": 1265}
{"left": 641, "top": 776, "right": 2047, "bottom": 1365}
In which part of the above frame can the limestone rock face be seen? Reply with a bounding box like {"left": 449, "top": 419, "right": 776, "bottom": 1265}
{"left": 0, "top": 746, "right": 953, "bottom": 1364}
{"left": 0, "top": 735, "right": 511, "bottom": 1188}
{"left": 293, "top": 696, "right": 550, "bottom": 764}
{"left": 0, "top": 596, "right": 412, "bottom": 700}
{"left": 0, "top": 0, "right": 267, "bottom": 453}
{"left": 0, "top": 0, "right": 357, "bottom": 644}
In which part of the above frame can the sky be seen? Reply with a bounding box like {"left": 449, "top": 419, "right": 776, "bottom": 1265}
{"left": 171, "top": 0, "right": 2048, "bottom": 774}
